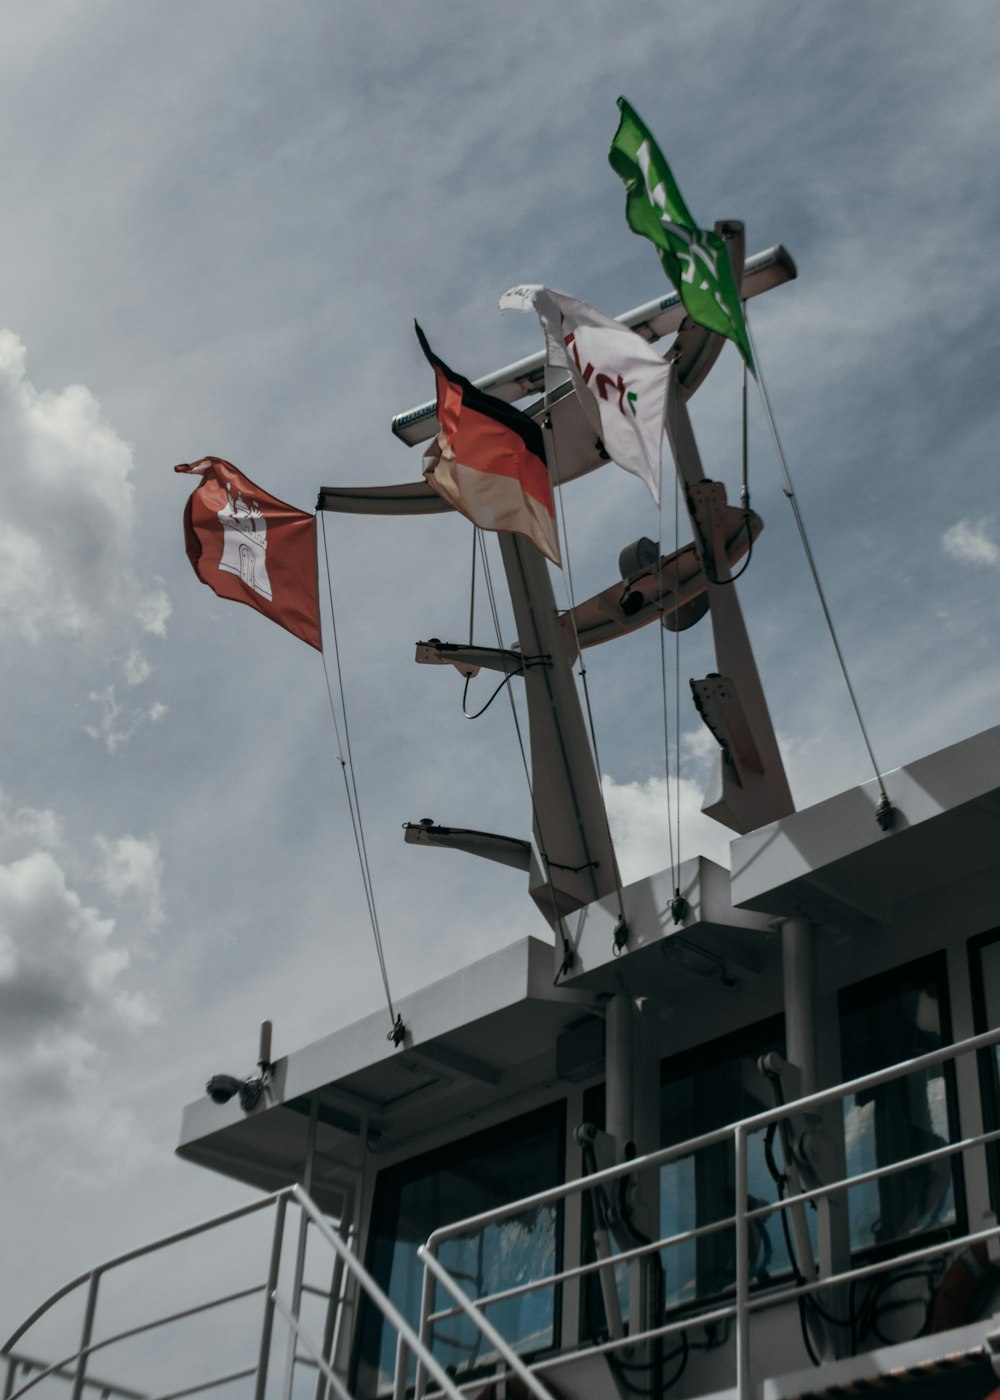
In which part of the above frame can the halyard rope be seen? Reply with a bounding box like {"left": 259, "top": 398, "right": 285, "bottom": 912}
{"left": 746, "top": 312, "right": 892, "bottom": 819}
{"left": 319, "top": 514, "right": 401, "bottom": 1042}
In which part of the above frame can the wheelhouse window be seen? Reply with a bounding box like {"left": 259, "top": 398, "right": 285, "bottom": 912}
{"left": 839, "top": 953, "right": 960, "bottom": 1253}
{"left": 355, "top": 1103, "right": 564, "bottom": 1395}
{"left": 659, "top": 1015, "right": 789, "bottom": 1307}
{"left": 581, "top": 1015, "right": 790, "bottom": 1324}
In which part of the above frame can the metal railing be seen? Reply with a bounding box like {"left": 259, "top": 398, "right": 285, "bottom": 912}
{"left": 10, "top": 1025, "right": 1000, "bottom": 1400}
{"left": 3, "top": 1353, "right": 145, "bottom": 1400}
{"left": 412, "top": 1022, "right": 1000, "bottom": 1400}
{"left": 2, "top": 1185, "right": 470, "bottom": 1400}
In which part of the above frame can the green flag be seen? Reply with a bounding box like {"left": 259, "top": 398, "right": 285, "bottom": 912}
{"left": 609, "top": 97, "right": 754, "bottom": 372}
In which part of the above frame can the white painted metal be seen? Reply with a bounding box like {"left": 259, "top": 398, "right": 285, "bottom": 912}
{"left": 389, "top": 244, "right": 797, "bottom": 446}
{"left": 415, "top": 1021, "right": 1000, "bottom": 1400}
{"left": 664, "top": 364, "right": 794, "bottom": 834}
{"left": 497, "top": 529, "right": 621, "bottom": 920}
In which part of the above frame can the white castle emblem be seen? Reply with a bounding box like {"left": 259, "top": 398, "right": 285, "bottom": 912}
{"left": 218, "top": 482, "right": 272, "bottom": 600}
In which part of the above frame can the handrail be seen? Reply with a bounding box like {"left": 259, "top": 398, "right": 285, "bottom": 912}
{"left": 416, "top": 1249, "right": 554, "bottom": 1400}
{"left": 2, "top": 1353, "right": 145, "bottom": 1400}
{"left": 270, "top": 1295, "right": 353, "bottom": 1400}
{"left": 423, "top": 1020, "right": 1000, "bottom": 1257}
{"left": 10, "top": 1023, "right": 1000, "bottom": 1400}
{"left": 5, "top": 1181, "right": 463, "bottom": 1400}
{"left": 3, "top": 1191, "right": 290, "bottom": 1355}
{"left": 285, "top": 1186, "right": 467, "bottom": 1400}
{"left": 5, "top": 1186, "right": 341, "bottom": 1400}
{"left": 416, "top": 1020, "right": 1000, "bottom": 1400}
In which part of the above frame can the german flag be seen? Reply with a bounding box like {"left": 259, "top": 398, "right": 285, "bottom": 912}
{"left": 416, "top": 324, "right": 560, "bottom": 566}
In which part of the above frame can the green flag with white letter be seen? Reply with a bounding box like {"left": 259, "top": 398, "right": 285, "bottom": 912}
{"left": 609, "top": 97, "right": 754, "bottom": 372}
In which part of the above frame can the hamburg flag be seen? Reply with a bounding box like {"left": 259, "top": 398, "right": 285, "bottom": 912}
{"left": 416, "top": 323, "right": 561, "bottom": 566}
{"left": 175, "top": 457, "right": 322, "bottom": 651}
{"left": 609, "top": 97, "right": 754, "bottom": 371}
{"left": 499, "top": 284, "right": 669, "bottom": 505}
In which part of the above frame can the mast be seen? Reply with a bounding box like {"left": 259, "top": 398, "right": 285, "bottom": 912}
{"left": 319, "top": 234, "right": 798, "bottom": 1361}
{"left": 496, "top": 530, "right": 620, "bottom": 920}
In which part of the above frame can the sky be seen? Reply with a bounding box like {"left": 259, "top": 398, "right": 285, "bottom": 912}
{"left": 3, "top": 0, "right": 1000, "bottom": 1366}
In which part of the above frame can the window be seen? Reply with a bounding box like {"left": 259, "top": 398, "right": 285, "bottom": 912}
{"left": 355, "top": 1103, "right": 564, "bottom": 1395}
{"left": 659, "top": 1015, "right": 789, "bottom": 1307}
{"left": 838, "top": 953, "right": 960, "bottom": 1253}
{"left": 580, "top": 1015, "right": 790, "bottom": 1328}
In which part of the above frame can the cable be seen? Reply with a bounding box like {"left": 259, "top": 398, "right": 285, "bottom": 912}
{"left": 544, "top": 413, "right": 630, "bottom": 942}
{"left": 476, "top": 531, "right": 575, "bottom": 978}
{"left": 703, "top": 515, "right": 755, "bottom": 586}
{"left": 319, "top": 515, "right": 401, "bottom": 1042}
{"left": 467, "top": 525, "right": 476, "bottom": 646}
{"left": 461, "top": 667, "right": 524, "bottom": 720}
{"left": 671, "top": 466, "right": 683, "bottom": 898}
{"left": 745, "top": 312, "right": 892, "bottom": 824}
{"left": 657, "top": 460, "right": 678, "bottom": 890}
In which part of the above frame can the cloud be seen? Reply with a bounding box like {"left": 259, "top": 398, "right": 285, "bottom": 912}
{"left": 941, "top": 517, "right": 1000, "bottom": 568}
{"left": 0, "top": 793, "right": 163, "bottom": 1162}
{"left": 123, "top": 647, "right": 152, "bottom": 685}
{"left": 95, "top": 833, "right": 165, "bottom": 938}
{"left": 86, "top": 685, "right": 137, "bottom": 753}
{"left": 601, "top": 769, "right": 732, "bottom": 885}
{"left": 0, "top": 328, "right": 171, "bottom": 644}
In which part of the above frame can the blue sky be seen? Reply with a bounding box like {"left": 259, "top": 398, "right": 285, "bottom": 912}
{"left": 3, "top": 0, "right": 1000, "bottom": 1349}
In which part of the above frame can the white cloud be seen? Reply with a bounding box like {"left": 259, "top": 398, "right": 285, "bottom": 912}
{"left": 95, "top": 834, "right": 165, "bottom": 937}
{"left": 123, "top": 647, "right": 152, "bottom": 685}
{"left": 0, "top": 849, "right": 151, "bottom": 1040}
{"left": 86, "top": 683, "right": 166, "bottom": 752}
{"left": 137, "top": 588, "right": 172, "bottom": 637}
{"left": 601, "top": 770, "right": 732, "bottom": 885}
{"left": 0, "top": 792, "right": 163, "bottom": 1160}
{"left": 941, "top": 517, "right": 1000, "bottom": 568}
{"left": 0, "top": 328, "right": 170, "bottom": 643}
{"left": 86, "top": 685, "right": 131, "bottom": 752}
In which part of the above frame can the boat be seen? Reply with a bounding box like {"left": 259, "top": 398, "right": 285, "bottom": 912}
{"left": 8, "top": 211, "right": 1000, "bottom": 1400}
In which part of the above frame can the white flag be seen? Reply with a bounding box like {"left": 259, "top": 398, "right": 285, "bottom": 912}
{"left": 500, "top": 285, "right": 669, "bottom": 503}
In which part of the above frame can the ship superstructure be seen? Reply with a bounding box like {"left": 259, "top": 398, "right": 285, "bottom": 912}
{"left": 8, "top": 221, "right": 1000, "bottom": 1400}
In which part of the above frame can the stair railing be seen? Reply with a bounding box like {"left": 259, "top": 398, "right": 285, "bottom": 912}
{"left": 2, "top": 1184, "right": 465, "bottom": 1400}
{"left": 415, "top": 1021, "right": 1000, "bottom": 1400}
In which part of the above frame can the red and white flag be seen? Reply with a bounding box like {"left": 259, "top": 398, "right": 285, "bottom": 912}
{"left": 175, "top": 457, "right": 322, "bottom": 651}
{"left": 416, "top": 324, "right": 561, "bottom": 566}
{"left": 499, "top": 285, "right": 670, "bottom": 504}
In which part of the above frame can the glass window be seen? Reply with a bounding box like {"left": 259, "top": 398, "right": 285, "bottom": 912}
{"left": 659, "top": 1016, "right": 789, "bottom": 1307}
{"left": 355, "top": 1104, "right": 564, "bottom": 1396}
{"left": 580, "top": 1015, "right": 792, "bottom": 1329}
{"left": 839, "top": 953, "right": 960, "bottom": 1253}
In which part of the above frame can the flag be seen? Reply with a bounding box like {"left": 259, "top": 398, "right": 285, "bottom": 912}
{"left": 609, "top": 96, "right": 754, "bottom": 371}
{"left": 175, "top": 457, "right": 322, "bottom": 650}
{"left": 415, "top": 323, "right": 561, "bottom": 566}
{"left": 499, "top": 285, "right": 669, "bottom": 504}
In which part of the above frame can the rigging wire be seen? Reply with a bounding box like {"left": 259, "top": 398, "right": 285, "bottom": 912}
{"left": 699, "top": 357, "right": 755, "bottom": 586}
{"left": 741, "top": 355, "right": 750, "bottom": 511}
{"left": 318, "top": 514, "right": 402, "bottom": 1044}
{"left": 656, "top": 465, "right": 678, "bottom": 889}
{"left": 461, "top": 526, "right": 526, "bottom": 719}
{"left": 745, "top": 313, "right": 892, "bottom": 825}
{"left": 467, "top": 524, "right": 476, "bottom": 646}
{"left": 544, "top": 414, "right": 630, "bottom": 949}
{"left": 674, "top": 465, "right": 682, "bottom": 888}
{"left": 474, "top": 529, "right": 577, "bottom": 980}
